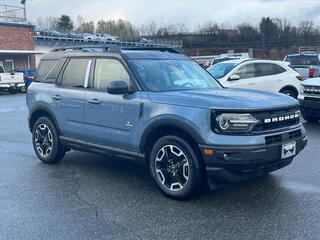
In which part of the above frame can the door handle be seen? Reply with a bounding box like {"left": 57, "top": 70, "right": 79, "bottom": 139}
{"left": 87, "top": 99, "right": 101, "bottom": 105}
{"left": 52, "top": 95, "right": 61, "bottom": 100}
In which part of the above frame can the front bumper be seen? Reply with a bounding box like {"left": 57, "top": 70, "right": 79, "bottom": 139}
{"left": 299, "top": 98, "right": 320, "bottom": 118}
{"left": 199, "top": 131, "right": 307, "bottom": 183}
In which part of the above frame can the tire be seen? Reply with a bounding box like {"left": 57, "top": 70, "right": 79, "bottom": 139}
{"left": 303, "top": 115, "right": 320, "bottom": 123}
{"left": 149, "top": 135, "right": 203, "bottom": 200}
{"left": 32, "top": 117, "right": 65, "bottom": 163}
{"left": 8, "top": 89, "right": 17, "bottom": 94}
{"left": 280, "top": 88, "right": 297, "bottom": 99}
{"left": 20, "top": 85, "right": 26, "bottom": 93}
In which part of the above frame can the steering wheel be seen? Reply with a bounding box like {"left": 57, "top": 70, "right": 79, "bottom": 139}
{"left": 182, "top": 82, "right": 194, "bottom": 87}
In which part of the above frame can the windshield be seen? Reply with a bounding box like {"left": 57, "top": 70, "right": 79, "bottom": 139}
{"left": 129, "top": 59, "right": 220, "bottom": 92}
{"left": 207, "top": 62, "right": 237, "bottom": 79}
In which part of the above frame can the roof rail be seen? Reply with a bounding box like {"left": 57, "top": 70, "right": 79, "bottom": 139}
{"left": 121, "top": 47, "right": 180, "bottom": 54}
{"left": 51, "top": 45, "right": 121, "bottom": 53}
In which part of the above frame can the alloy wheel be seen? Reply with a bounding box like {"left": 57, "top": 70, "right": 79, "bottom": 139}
{"left": 155, "top": 145, "right": 190, "bottom": 192}
{"left": 34, "top": 123, "right": 53, "bottom": 157}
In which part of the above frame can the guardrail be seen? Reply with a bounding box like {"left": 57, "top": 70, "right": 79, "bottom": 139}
{"left": 34, "top": 36, "right": 182, "bottom": 49}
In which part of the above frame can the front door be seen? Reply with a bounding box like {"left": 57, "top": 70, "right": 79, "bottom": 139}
{"left": 84, "top": 58, "right": 141, "bottom": 152}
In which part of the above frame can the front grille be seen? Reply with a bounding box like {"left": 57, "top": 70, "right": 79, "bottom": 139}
{"left": 265, "top": 129, "right": 302, "bottom": 145}
{"left": 305, "top": 97, "right": 320, "bottom": 101}
{"left": 252, "top": 107, "right": 300, "bottom": 132}
{"left": 304, "top": 85, "right": 320, "bottom": 96}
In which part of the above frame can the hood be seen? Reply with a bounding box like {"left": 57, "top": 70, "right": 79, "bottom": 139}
{"left": 148, "top": 88, "right": 298, "bottom": 110}
{"left": 303, "top": 78, "right": 320, "bottom": 86}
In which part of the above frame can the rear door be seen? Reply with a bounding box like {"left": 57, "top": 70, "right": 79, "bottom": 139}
{"left": 52, "top": 58, "right": 92, "bottom": 140}
{"left": 84, "top": 57, "right": 142, "bottom": 152}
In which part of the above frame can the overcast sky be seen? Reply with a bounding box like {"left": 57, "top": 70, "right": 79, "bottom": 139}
{"left": 3, "top": 0, "right": 320, "bottom": 29}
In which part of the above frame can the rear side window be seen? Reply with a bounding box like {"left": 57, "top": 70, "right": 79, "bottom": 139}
{"left": 254, "top": 63, "right": 286, "bottom": 77}
{"left": 45, "top": 59, "right": 66, "bottom": 83}
{"left": 61, "top": 58, "right": 90, "bottom": 88}
{"left": 36, "top": 60, "right": 56, "bottom": 82}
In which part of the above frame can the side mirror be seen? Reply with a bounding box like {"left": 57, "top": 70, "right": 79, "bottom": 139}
{"left": 107, "top": 81, "right": 132, "bottom": 94}
{"left": 228, "top": 74, "right": 240, "bottom": 81}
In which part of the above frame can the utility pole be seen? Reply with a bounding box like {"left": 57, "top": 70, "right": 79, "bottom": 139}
{"left": 20, "top": 0, "right": 26, "bottom": 21}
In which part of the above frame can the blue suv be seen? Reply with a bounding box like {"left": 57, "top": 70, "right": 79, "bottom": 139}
{"left": 27, "top": 46, "right": 307, "bottom": 199}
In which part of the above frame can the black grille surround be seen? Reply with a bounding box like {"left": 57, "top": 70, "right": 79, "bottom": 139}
{"left": 212, "top": 106, "right": 301, "bottom": 135}
{"left": 251, "top": 107, "right": 300, "bottom": 133}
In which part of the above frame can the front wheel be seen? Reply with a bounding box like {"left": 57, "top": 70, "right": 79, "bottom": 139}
{"left": 280, "top": 88, "right": 297, "bottom": 98}
{"left": 32, "top": 117, "right": 65, "bottom": 163}
{"left": 149, "top": 135, "right": 203, "bottom": 199}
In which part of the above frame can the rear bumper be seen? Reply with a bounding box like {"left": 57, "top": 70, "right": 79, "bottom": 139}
{"left": 299, "top": 98, "right": 320, "bottom": 118}
{"left": 199, "top": 134, "right": 307, "bottom": 183}
{"left": 0, "top": 83, "right": 25, "bottom": 90}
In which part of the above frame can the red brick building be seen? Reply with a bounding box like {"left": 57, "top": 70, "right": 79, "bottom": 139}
{"left": 0, "top": 22, "right": 36, "bottom": 71}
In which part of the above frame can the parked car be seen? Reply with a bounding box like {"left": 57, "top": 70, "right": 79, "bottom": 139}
{"left": 284, "top": 53, "right": 320, "bottom": 79}
{"left": 67, "top": 32, "right": 78, "bottom": 38}
{"left": 207, "top": 59, "right": 303, "bottom": 98}
{"left": 47, "top": 29, "right": 64, "bottom": 37}
{"left": 140, "top": 37, "right": 153, "bottom": 43}
{"left": 211, "top": 56, "right": 242, "bottom": 66}
{"left": 298, "top": 77, "right": 320, "bottom": 123}
{"left": 15, "top": 68, "right": 36, "bottom": 89}
{"left": 0, "top": 65, "right": 25, "bottom": 93}
{"left": 27, "top": 46, "right": 307, "bottom": 199}
{"left": 81, "top": 33, "right": 95, "bottom": 41}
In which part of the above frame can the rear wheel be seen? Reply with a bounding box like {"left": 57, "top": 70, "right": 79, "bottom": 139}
{"left": 149, "top": 135, "right": 203, "bottom": 199}
{"left": 303, "top": 115, "right": 320, "bottom": 123}
{"left": 32, "top": 117, "right": 65, "bottom": 163}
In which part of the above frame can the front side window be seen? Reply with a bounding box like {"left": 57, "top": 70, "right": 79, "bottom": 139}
{"left": 129, "top": 59, "right": 220, "bottom": 92}
{"left": 234, "top": 64, "right": 255, "bottom": 79}
{"left": 93, "top": 58, "right": 131, "bottom": 91}
{"left": 61, "top": 58, "right": 90, "bottom": 88}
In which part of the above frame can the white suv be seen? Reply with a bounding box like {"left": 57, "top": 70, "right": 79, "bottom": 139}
{"left": 207, "top": 59, "right": 303, "bottom": 98}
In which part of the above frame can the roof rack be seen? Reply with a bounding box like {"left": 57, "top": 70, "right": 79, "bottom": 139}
{"left": 51, "top": 45, "right": 181, "bottom": 54}
{"left": 51, "top": 45, "right": 121, "bottom": 53}
{"left": 121, "top": 47, "right": 181, "bottom": 54}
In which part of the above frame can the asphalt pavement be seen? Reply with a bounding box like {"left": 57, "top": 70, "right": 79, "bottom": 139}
{"left": 0, "top": 93, "right": 319, "bottom": 240}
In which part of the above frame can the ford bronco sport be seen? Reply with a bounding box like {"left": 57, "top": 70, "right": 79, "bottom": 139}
{"left": 27, "top": 46, "right": 307, "bottom": 199}
{"left": 298, "top": 77, "right": 320, "bottom": 123}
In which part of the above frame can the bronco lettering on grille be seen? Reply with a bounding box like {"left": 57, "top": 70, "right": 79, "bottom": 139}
{"left": 264, "top": 113, "right": 299, "bottom": 124}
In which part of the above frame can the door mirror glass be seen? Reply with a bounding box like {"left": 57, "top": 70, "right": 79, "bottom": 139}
{"left": 228, "top": 74, "right": 240, "bottom": 81}
{"left": 107, "top": 81, "right": 132, "bottom": 94}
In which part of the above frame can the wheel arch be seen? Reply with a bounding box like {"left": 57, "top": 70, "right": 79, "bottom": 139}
{"left": 29, "top": 105, "right": 60, "bottom": 133}
{"left": 279, "top": 85, "right": 298, "bottom": 97}
{"left": 139, "top": 119, "right": 204, "bottom": 162}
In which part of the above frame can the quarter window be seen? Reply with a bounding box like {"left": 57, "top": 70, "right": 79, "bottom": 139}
{"left": 61, "top": 58, "right": 90, "bottom": 88}
{"left": 93, "top": 58, "right": 130, "bottom": 91}
{"left": 36, "top": 60, "right": 56, "bottom": 82}
{"left": 45, "top": 59, "right": 66, "bottom": 83}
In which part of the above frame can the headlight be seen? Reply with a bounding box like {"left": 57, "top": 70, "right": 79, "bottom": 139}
{"left": 300, "top": 85, "right": 305, "bottom": 95}
{"left": 214, "top": 113, "right": 259, "bottom": 133}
